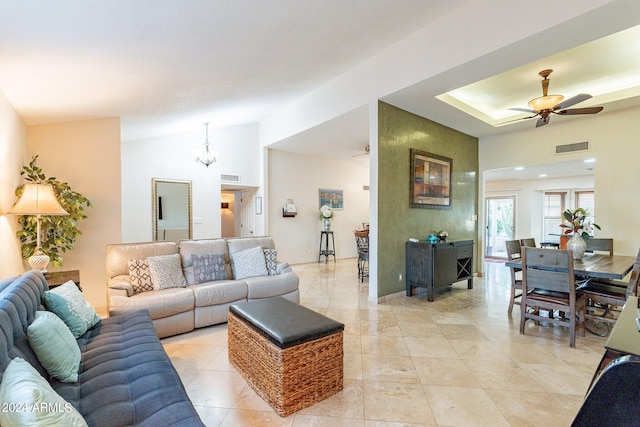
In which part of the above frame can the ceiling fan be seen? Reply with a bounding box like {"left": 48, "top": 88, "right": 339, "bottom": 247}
{"left": 507, "top": 69, "right": 603, "bottom": 128}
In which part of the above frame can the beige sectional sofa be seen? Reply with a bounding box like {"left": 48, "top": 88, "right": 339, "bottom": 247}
{"left": 105, "top": 236, "right": 299, "bottom": 338}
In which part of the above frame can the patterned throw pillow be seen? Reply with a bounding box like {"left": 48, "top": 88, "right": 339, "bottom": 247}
{"left": 231, "top": 246, "right": 268, "bottom": 280}
{"left": 263, "top": 249, "right": 278, "bottom": 275}
{"left": 192, "top": 253, "right": 227, "bottom": 283}
{"left": 147, "top": 253, "right": 188, "bottom": 290}
{"left": 128, "top": 259, "right": 154, "bottom": 293}
{"left": 43, "top": 281, "right": 101, "bottom": 338}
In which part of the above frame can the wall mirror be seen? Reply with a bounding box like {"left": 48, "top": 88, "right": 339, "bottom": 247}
{"left": 152, "top": 178, "right": 192, "bottom": 241}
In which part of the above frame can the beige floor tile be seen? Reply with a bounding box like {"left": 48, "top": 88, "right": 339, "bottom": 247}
{"left": 519, "top": 363, "right": 591, "bottom": 395}
{"left": 437, "top": 324, "right": 489, "bottom": 340}
{"left": 364, "top": 381, "right": 436, "bottom": 424}
{"left": 361, "top": 354, "right": 420, "bottom": 383}
{"left": 219, "top": 408, "right": 293, "bottom": 426}
{"left": 413, "top": 357, "right": 481, "bottom": 387}
{"left": 185, "top": 370, "right": 246, "bottom": 407}
{"left": 485, "top": 389, "right": 576, "bottom": 427}
{"left": 463, "top": 359, "right": 545, "bottom": 391}
{"left": 448, "top": 339, "right": 512, "bottom": 361}
{"left": 193, "top": 406, "right": 229, "bottom": 427}
{"left": 297, "top": 379, "right": 365, "bottom": 419}
{"left": 293, "top": 414, "right": 365, "bottom": 426}
{"left": 425, "top": 385, "right": 510, "bottom": 427}
{"left": 344, "top": 352, "right": 364, "bottom": 380}
{"left": 361, "top": 335, "right": 409, "bottom": 356}
{"left": 403, "top": 336, "right": 458, "bottom": 359}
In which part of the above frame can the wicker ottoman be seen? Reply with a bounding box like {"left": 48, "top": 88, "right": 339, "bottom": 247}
{"left": 228, "top": 297, "right": 344, "bottom": 417}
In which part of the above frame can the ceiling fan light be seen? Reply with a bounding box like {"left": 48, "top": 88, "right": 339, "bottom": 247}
{"left": 528, "top": 94, "right": 564, "bottom": 111}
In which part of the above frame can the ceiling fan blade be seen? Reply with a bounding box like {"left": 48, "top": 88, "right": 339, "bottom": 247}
{"left": 536, "top": 116, "right": 550, "bottom": 127}
{"left": 555, "top": 106, "right": 604, "bottom": 115}
{"left": 554, "top": 94, "right": 592, "bottom": 110}
{"left": 509, "top": 107, "right": 538, "bottom": 114}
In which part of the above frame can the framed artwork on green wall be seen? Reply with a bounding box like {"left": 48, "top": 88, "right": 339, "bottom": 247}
{"left": 410, "top": 149, "right": 452, "bottom": 209}
{"left": 319, "top": 188, "right": 343, "bottom": 210}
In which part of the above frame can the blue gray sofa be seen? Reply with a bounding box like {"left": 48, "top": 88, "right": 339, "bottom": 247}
{"left": 0, "top": 270, "right": 204, "bottom": 426}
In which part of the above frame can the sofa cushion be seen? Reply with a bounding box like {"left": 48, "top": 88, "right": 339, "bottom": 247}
{"left": 231, "top": 246, "right": 268, "bottom": 279}
{"left": 106, "top": 241, "right": 178, "bottom": 282}
{"left": 27, "top": 311, "right": 81, "bottom": 383}
{"left": 263, "top": 248, "right": 278, "bottom": 275}
{"left": 227, "top": 236, "right": 275, "bottom": 255}
{"left": 147, "top": 254, "right": 188, "bottom": 290}
{"left": 0, "top": 357, "right": 88, "bottom": 426}
{"left": 190, "top": 280, "right": 248, "bottom": 307}
{"left": 128, "top": 259, "right": 154, "bottom": 293}
{"left": 43, "top": 281, "right": 101, "bottom": 338}
{"left": 245, "top": 271, "right": 300, "bottom": 299}
{"left": 193, "top": 253, "right": 227, "bottom": 283}
{"left": 179, "top": 239, "right": 229, "bottom": 285}
{"left": 108, "top": 287, "right": 195, "bottom": 320}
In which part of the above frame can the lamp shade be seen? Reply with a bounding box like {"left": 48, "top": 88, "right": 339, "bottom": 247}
{"left": 8, "top": 184, "right": 68, "bottom": 216}
{"left": 528, "top": 94, "right": 564, "bottom": 111}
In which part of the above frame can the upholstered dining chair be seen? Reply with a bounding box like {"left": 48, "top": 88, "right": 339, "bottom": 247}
{"left": 520, "top": 247, "right": 587, "bottom": 348}
{"left": 585, "top": 238, "right": 614, "bottom": 256}
{"left": 505, "top": 240, "right": 523, "bottom": 315}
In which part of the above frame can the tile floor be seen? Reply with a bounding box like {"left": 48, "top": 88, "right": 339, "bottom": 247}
{"left": 161, "top": 258, "right": 607, "bottom": 426}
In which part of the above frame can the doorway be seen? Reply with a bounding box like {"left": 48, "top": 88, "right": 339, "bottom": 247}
{"left": 485, "top": 196, "right": 515, "bottom": 258}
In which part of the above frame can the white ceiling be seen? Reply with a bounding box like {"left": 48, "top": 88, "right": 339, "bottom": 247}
{"left": 1, "top": 1, "right": 640, "bottom": 176}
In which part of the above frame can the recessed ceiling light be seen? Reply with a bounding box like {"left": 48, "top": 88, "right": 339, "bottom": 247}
{"left": 538, "top": 174, "right": 547, "bottom": 178}
{"left": 584, "top": 158, "right": 596, "bottom": 163}
{"left": 514, "top": 166, "right": 524, "bottom": 171}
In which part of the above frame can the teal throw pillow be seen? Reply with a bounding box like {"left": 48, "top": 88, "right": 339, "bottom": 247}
{"left": 43, "top": 281, "right": 100, "bottom": 338}
{"left": 0, "top": 357, "right": 88, "bottom": 426}
{"left": 27, "top": 311, "right": 81, "bottom": 383}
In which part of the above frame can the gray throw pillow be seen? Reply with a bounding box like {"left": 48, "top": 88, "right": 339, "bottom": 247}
{"left": 192, "top": 253, "right": 227, "bottom": 283}
{"left": 147, "top": 254, "right": 188, "bottom": 290}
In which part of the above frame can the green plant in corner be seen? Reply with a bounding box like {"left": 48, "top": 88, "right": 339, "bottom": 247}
{"left": 14, "top": 155, "right": 93, "bottom": 267}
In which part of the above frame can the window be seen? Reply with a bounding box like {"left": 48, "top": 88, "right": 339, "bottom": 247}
{"left": 543, "top": 192, "right": 566, "bottom": 243}
{"left": 575, "top": 191, "right": 596, "bottom": 235}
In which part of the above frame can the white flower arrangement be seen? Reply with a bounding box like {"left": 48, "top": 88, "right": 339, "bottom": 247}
{"left": 319, "top": 205, "right": 334, "bottom": 220}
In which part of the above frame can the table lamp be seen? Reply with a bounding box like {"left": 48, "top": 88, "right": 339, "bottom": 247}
{"left": 8, "top": 183, "right": 69, "bottom": 272}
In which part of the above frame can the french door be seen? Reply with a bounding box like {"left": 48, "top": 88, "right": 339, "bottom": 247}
{"left": 485, "top": 196, "right": 516, "bottom": 258}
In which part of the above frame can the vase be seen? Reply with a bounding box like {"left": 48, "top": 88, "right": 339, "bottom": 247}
{"left": 567, "top": 234, "right": 587, "bottom": 259}
{"left": 323, "top": 219, "right": 332, "bottom": 231}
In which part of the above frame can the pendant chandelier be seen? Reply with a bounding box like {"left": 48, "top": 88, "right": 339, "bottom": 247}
{"left": 196, "top": 122, "right": 217, "bottom": 167}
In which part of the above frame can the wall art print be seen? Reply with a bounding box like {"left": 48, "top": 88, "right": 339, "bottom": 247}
{"left": 319, "top": 188, "right": 343, "bottom": 210}
{"left": 410, "top": 149, "right": 452, "bottom": 209}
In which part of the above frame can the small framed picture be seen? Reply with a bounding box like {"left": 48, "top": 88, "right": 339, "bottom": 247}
{"left": 319, "top": 189, "right": 343, "bottom": 210}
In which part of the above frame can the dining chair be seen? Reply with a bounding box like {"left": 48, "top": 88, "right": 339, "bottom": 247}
{"left": 353, "top": 229, "right": 369, "bottom": 282}
{"left": 520, "top": 247, "right": 586, "bottom": 348}
{"left": 504, "top": 240, "right": 523, "bottom": 315}
{"left": 520, "top": 238, "right": 536, "bottom": 248}
{"left": 577, "top": 247, "right": 640, "bottom": 326}
{"left": 585, "top": 238, "right": 614, "bottom": 256}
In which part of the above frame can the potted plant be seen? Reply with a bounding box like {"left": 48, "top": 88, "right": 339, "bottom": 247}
{"left": 14, "top": 155, "right": 93, "bottom": 268}
{"left": 560, "top": 208, "right": 601, "bottom": 259}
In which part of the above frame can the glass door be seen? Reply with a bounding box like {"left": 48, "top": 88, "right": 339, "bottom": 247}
{"left": 485, "top": 196, "right": 515, "bottom": 258}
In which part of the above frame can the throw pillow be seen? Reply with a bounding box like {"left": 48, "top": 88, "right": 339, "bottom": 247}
{"left": 128, "top": 258, "right": 154, "bottom": 293}
{"left": 147, "top": 253, "right": 188, "bottom": 290}
{"left": 0, "top": 358, "right": 88, "bottom": 427}
{"left": 231, "top": 246, "right": 268, "bottom": 280}
{"left": 263, "top": 248, "right": 278, "bottom": 275}
{"left": 192, "top": 253, "right": 227, "bottom": 283}
{"left": 27, "top": 311, "right": 81, "bottom": 383}
{"left": 43, "top": 281, "right": 100, "bottom": 338}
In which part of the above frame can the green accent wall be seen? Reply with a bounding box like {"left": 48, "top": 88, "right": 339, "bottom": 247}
{"left": 377, "top": 101, "right": 479, "bottom": 297}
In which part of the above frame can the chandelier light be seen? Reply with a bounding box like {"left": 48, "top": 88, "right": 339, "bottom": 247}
{"left": 196, "top": 122, "right": 217, "bottom": 167}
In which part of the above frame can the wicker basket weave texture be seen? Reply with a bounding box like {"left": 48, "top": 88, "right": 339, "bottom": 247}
{"left": 228, "top": 311, "right": 344, "bottom": 417}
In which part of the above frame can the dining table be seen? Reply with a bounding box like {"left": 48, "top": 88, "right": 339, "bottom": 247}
{"left": 505, "top": 252, "right": 636, "bottom": 281}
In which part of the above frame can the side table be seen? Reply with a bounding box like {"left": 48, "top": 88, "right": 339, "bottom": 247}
{"left": 44, "top": 270, "right": 81, "bottom": 291}
{"left": 318, "top": 231, "right": 336, "bottom": 263}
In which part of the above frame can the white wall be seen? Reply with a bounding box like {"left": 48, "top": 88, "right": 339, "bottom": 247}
{"left": 0, "top": 89, "right": 28, "bottom": 278}
{"left": 268, "top": 150, "right": 370, "bottom": 264}
{"left": 27, "top": 118, "right": 121, "bottom": 312}
{"left": 480, "top": 106, "right": 640, "bottom": 259}
{"left": 121, "top": 123, "right": 260, "bottom": 242}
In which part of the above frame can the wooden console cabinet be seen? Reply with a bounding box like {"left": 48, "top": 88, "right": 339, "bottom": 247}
{"left": 405, "top": 240, "right": 474, "bottom": 301}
